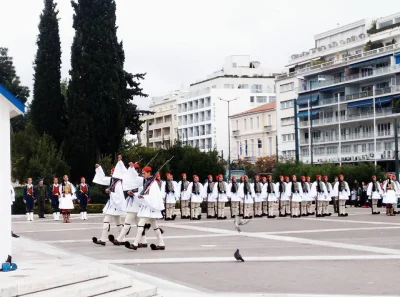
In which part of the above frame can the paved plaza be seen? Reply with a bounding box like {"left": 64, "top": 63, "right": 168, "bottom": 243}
{"left": 10, "top": 207, "right": 400, "bottom": 296}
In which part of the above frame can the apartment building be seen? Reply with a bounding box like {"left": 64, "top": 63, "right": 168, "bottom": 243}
{"left": 140, "top": 89, "right": 187, "bottom": 148}
{"left": 276, "top": 12, "right": 400, "bottom": 170}
{"left": 177, "top": 55, "right": 284, "bottom": 158}
{"left": 230, "top": 102, "right": 276, "bottom": 163}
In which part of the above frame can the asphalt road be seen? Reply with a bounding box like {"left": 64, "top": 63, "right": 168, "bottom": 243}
{"left": 12, "top": 206, "right": 400, "bottom": 296}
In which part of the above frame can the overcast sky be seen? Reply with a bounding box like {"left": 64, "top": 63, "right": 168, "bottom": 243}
{"left": 1, "top": 0, "right": 398, "bottom": 109}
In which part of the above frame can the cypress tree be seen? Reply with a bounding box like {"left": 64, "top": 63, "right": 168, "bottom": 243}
{"left": 30, "top": 0, "right": 64, "bottom": 145}
{"left": 65, "top": 0, "right": 147, "bottom": 179}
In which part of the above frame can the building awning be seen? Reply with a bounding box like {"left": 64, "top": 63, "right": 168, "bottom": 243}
{"left": 297, "top": 109, "right": 320, "bottom": 118}
{"left": 319, "top": 85, "right": 345, "bottom": 92}
{"left": 347, "top": 99, "right": 373, "bottom": 108}
{"left": 297, "top": 93, "right": 319, "bottom": 105}
{"left": 348, "top": 55, "right": 391, "bottom": 69}
{"left": 375, "top": 96, "right": 392, "bottom": 105}
{"left": 394, "top": 52, "right": 400, "bottom": 57}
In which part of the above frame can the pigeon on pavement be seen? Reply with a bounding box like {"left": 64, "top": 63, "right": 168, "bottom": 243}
{"left": 234, "top": 249, "right": 244, "bottom": 262}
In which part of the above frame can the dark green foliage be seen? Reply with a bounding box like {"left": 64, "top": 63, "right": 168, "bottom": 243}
{"left": 11, "top": 124, "right": 70, "bottom": 184}
{"left": 65, "top": 0, "right": 147, "bottom": 181}
{"left": 273, "top": 160, "right": 384, "bottom": 183}
{"left": 30, "top": 0, "right": 65, "bottom": 145}
{"left": 0, "top": 47, "right": 30, "bottom": 131}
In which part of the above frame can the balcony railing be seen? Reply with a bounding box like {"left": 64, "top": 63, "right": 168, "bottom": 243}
{"left": 301, "top": 64, "right": 400, "bottom": 92}
{"left": 277, "top": 43, "right": 400, "bottom": 80}
{"left": 233, "top": 130, "right": 240, "bottom": 137}
{"left": 301, "top": 150, "right": 397, "bottom": 164}
{"left": 264, "top": 125, "right": 272, "bottom": 132}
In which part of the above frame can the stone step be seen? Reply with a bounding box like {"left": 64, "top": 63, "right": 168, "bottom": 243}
{"left": 2, "top": 264, "right": 109, "bottom": 297}
{"left": 22, "top": 273, "right": 132, "bottom": 297}
{"left": 95, "top": 282, "right": 158, "bottom": 297}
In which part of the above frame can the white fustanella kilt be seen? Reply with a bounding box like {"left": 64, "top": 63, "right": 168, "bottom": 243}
{"left": 266, "top": 193, "right": 277, "bottom": 202}
{"left": 230, "top": 192, "right": 241, "bottom": 202}
{"left": 189, "top": 194, "right": 202, "bottom": 203}
{"left": 126, "top": 196, "right": 141, "bottom": 213}
{"left": 165, "top": 193, "right": 176, "bottom": 203}
{"left": 59, "top": 194, "right": 75, "bottom": 210}
{"left": 207, "top": 193, "right": 216, "bottom": 202}
{"left": 338, "top": 191, "right": 349, "bottom": 200}
{"left": 243, "top": 194, "right": 253, "bottom": 204}
{"left": 254, "top": 193, "right": 263, "bottom": 203}
{"left": 371, "top": 191, "right": 381, "bottom": 199}
{"left": 216, "top": 193, "right": 228, "bottom": 202}
{"left": 291, "top": 193, "right": 302, "bottom": 202}
{"left": 383, "top": 190, "right": 397, "bottom": 204}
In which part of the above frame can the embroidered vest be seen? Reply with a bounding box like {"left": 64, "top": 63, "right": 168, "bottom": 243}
{"left": 192, "top": 182, "right": 200, "bottom": 195}
{"left": 254, "top": 182, "right": 261, "bottom": 194}
{"left": 231, "top": 182, "right": 238, "bottom": 193}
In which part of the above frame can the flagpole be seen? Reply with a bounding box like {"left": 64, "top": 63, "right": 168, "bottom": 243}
{"left": 338, "top": 93, "right": 341, "bottom": 166}
{"left": 373, "top": 86, "right": 377, "bottom": 168}
{"left": 308, "top": 99, "right": 312, "bottom": 164}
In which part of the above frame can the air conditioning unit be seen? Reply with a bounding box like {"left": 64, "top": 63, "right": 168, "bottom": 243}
{"left": 318, "top": 75, "right": 326, "bottom": 81}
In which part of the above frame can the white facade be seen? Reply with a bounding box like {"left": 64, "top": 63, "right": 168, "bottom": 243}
{"left": 0, "top": 84, "right": 24, "bottom": 262}
{"left": 140, "top": 89, "right": 187, "bottom": 148}
{"left": 276, "top": 13, "right": 400, "bottom": 171}
{"left": 230, "top": 102, "right": 277, "bottom": 163}
{"left": 177, "top": 55, "right": 284, "bottom": 159}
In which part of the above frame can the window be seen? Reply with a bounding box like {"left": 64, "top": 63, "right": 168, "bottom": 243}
{"left": 362, "top": 144, "right": 367, "bottom": 153}
{"left": 269, "top": 96, "right": 276, "bottom": 102}
{"left": 281, "top": 116, "right": 295, "bottom": 126}
{"left": 279, "top": 82, "right": 294, "bottom": 93}
{"left": 212, "top": 85, "right": 217, "bottom": 89}
{"left": 239, "top": 141, "right": 242, "bottom": 155}
{"left": 376, "top": 82, "right": 389, "bottom": 89}
{"left": 250, "top": 118, "right": 253, "bottom": 129}
{"left": 244, "top": 119, "right": 247, "bottom": 129}
{"left": 376, "top": 62, "right": 389, "bottom": 69}
{"left": 224, "top": 84, "right": 234, "bottom": 89}
{"left": 266, "top": 86, "right": 272, "bottom": 93}
{"left": 368, "top": 143, "right": 374, "bottom": 152}
{"left": 238, "top": 84, "right": 249, "bottom": 89}
{"left": 258, "top": 139, "right": 262, "bottom": 156}
{"left": 341, "top": 145, "right": 351, "bottom": 153}
{"left": 250, "top": 96, "right": 255, "bottom": 103}
{"left": 257, "top": 96, "right": 268, "bottom": 103}
{"left": 268, "top": 137, "right": 273, "bottom": 155}
{"left": 236, "top": 120, "right": 239, "bottom": 130}
{"left": 282, "top": 133, "right": 295, "bottom": 142}
{"left": 245, "top": 140, "right": 248, "bottom": 156}
{"left": 385, "top": 141, "right": 394, "bottom": 150}
{"left": 268, "top": 115, "right": 272, "bottom": 126}
{"left": 257, "top": 117, "right": 260, "bottom": 129}
{"left": 237, "top": 141, "right": 240, "bottom": 156}
{"left": 327, "top": 146, "right": 338, "bottom": 155}
{"left": 251, "top": 84, "right": 263, "bottom": 93}
{"left": 251, "top": 139, "right": 255, "bottom": 157}
{"left": 353, "top": 144, "right": 358, "bottom": 153}
{"left": 376, "top": 142, "right": 381, "bottom": 151}
{"left": 280, "top": 99, "right": 295, "bottom": 110}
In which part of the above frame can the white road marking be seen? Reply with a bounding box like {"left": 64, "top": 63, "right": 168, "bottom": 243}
{"left": 260, "top": 225, "right": 400, "bottom": 235}
{"left": 300, "top": 217, "right": 400, "bottom": 226}
{"left": 201, "top": 245, "right": 217, "bottom": 247}
{"left": 102, "top": 254, "right": 400, "bottom": 265}
{"left": 166, "top": 223, "right": 400, "bottom": 255}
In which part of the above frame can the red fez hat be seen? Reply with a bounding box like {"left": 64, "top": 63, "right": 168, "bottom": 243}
{"left": 284, "top": 176, "right": 289, "bottom": 180}
{"left": 338, "top": 174, "right": 344, "bottom": 178}
{"left": 372, "top": 175, "right": 376, "bottom": 179}
{"left": 232, "top": 176, "right": 236, "bottom": 179}
{"left": 306, "top": 176, "right": 310, "bottom": 179}
{"left": 301, "top": 175, "right": 305, "bottom": 179}
{"left": 292, "top": 175, "right": 296, "bottom": 179}
{"left": 316, "top": 174, "right": 321, "bottom": 179}
{"left": 111, "top": 168, "right": 115, "bottom": 173}
{"left": 323, "top": 175, "right": 328, "bottom": 179}
{"left": 166, "top": 172, "right": 172, "bottom": 177}
{"left": 133, "top": 163, "right": 140, "bottom": 169}
{"left": 182, "top": 173, "right": 187, "bottom": 177}
{"left": 279, "top": 175, "right": 283, "bottom": 179}
{"left": 244, "top": 175, "right": 248, "bottom": 178}
{"left": 142, "top": 166, "right": 152, "bottom": 173}
{"left": 261, "top": 176, "right": 267, "bottom": 179}
{"left": 267, "top": 174, "right": 272, "bottom": 178}
{"left": 207, "top": 175, "right": 213, "bottom": 179}
{"left": 193, "top": 175, "right": 198, "bottom": 179}
{"left": 254, "top": 175, "right": 259, "bottom": 179}
{"left": 387, "top": 173, "right": 392, "bottom": 178}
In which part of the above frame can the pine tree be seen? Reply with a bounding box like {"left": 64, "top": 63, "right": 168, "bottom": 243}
{"left": 30, "top": 0, "right": 64, "bottom": 145}
{"left": 65, "top": 0, "right": 147, "bottom": 179}
{"left": 0, "top": 47, "right": 30, "bottom": 132}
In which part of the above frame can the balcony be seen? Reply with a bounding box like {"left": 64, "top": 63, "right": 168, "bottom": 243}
{"left": 264, "top": 125, "right": 272, "bottom": 133}
{"left": 301, "top": 150, "right": 396, "bottom": 164}
{"left": 301, "top": 64, "right": 400, "bottom": 92}
{"left": 233, "top": 130, "right": 240, "bottom": 137}
{"left": 278, "top": 42, "right": 400, "bottom": 80}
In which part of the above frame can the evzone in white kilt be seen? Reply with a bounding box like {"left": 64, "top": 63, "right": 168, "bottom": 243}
{"left": 300, "top": 177, "right": 312, "bottom": 216}
{"left": 205, "top": 177, "right": 216, "bottom": 218}
{"left": 178, "top": 175, "right": 190, "bottom": 219}
{"left": 109, "top": 163, "right": 148, "bottom": 247}
{"left": 92, "top": 159, "right": 127, "bottom": 246}
{"left": 126, "top": 166, "right": 165, "bottom": 251}
{"left": 251, "top": 177, "right": 263, "bottom": 218}
{"left": 367, "top": 177, "right": 382, "bottom": 215}
{"left": 186, "top": 176, "right": 204, "bottom": 220}
{"left": 311, "top": 177, "right": 327, "bottom": 217}
{"left": 228, "top": 180, "right": 241, "bottom": 218}
{"left": 323, "top": 177, "right": 332, "bottom": 216}
{"left": 382, "top": 177, "right": 398, "bottom": 217}
{"left": 161, "top": 175, "right": 178, "bottom": 220}
{"left": 275, "top": 177, "right": 289, "bottom": 217}
{"left": 238, "top": 178, "right": 253, "bottom": 219}
{"left": 286, "top": 178, "right": 303, "bottom": 218}
{"left": 212, "top": 175, "right": 229, "bottom": 220}
{"left": 262, "top": 179, "right": 277, "bottom": 218}
{"left": 332, "top": 176, "right": 351, "bottom": 217}
{"left": 394, "top": 179, "right": 400, "bottom": 214}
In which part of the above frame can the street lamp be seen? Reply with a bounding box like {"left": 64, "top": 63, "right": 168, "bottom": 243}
{"left": 218, "top": 96, "right": 239, "bottom": 179}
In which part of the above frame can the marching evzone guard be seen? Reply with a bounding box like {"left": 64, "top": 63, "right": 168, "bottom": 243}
{"left": 59, "top": 175, "right": 76, "bottom": 223}
{"left": 228, "top": 176, "right": 240, "bottom": 218}
{"left": 213, "top": 174, "right": 229, "bottom": 220}
{"left": 305, "top": 176, "right": 314, "bottom": 215}
{"left": 311, "top": 175, "right": 327, "bottom": 217}
{"left": 178, "top": 174, "right": 190, "bottom": 219}
{"left": 276, "top": 175, "right": 287, "bottom": 217}
{"left": 110, "top": 162, "right": 148, "bottom": 247}
{"left": 263, "top": 174, "right": 277, "bottom": 218}
{"left": 186, "top": 175, "right": 204, "bottom": 220}
{"left": 205, "top": 175, "right": 216, "bottom": 218}
{"left": 77, "top": 177, "right": 90, "bottom": 220}
{"left": 23, "top": 178, "right": 36, "bottom": 221}
{"left": 162, "top": 173, "right": 178, "bottom": 221}
{"left": 322, "top": 175, "right": 332, "bottom": 216}
{"left": 49, "top": 177, "right": 61, "bottom": 221}
{"left": 252, "top": 175, "right": 263, "bottom": 217}
{"left": 333, "top": 174, "right": 351, "bottom": 217}
{"left": 238, "top": 176, "right": 245, "bottom": 217}
{"left": 367, "top": 175, "right": 383, "bottom": 215}
{"left": 331, "top": 176, "right": 339, "bottom": 213}
{"left": 382, "top": 174, "right": 398, "bottom": 216}
{"left": 392, "top": 175, "right": 400, "bottom": 214}
{"left": 261, "top": 176, "right": 268, "bottom": 216}
{"left": 287, "top": 175, "right": 303, "bottom": 218}
{"left": 300, "top": 176, "right": 310, "bottom": 216}
{"left": 239, "top": 175, "right": 253, "bottom": 219}
{"left": 126, "top": 166, "right": 166, "bottom": 251}
{"left": 92, "top": 157, "right": 127, "bottom": 246}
